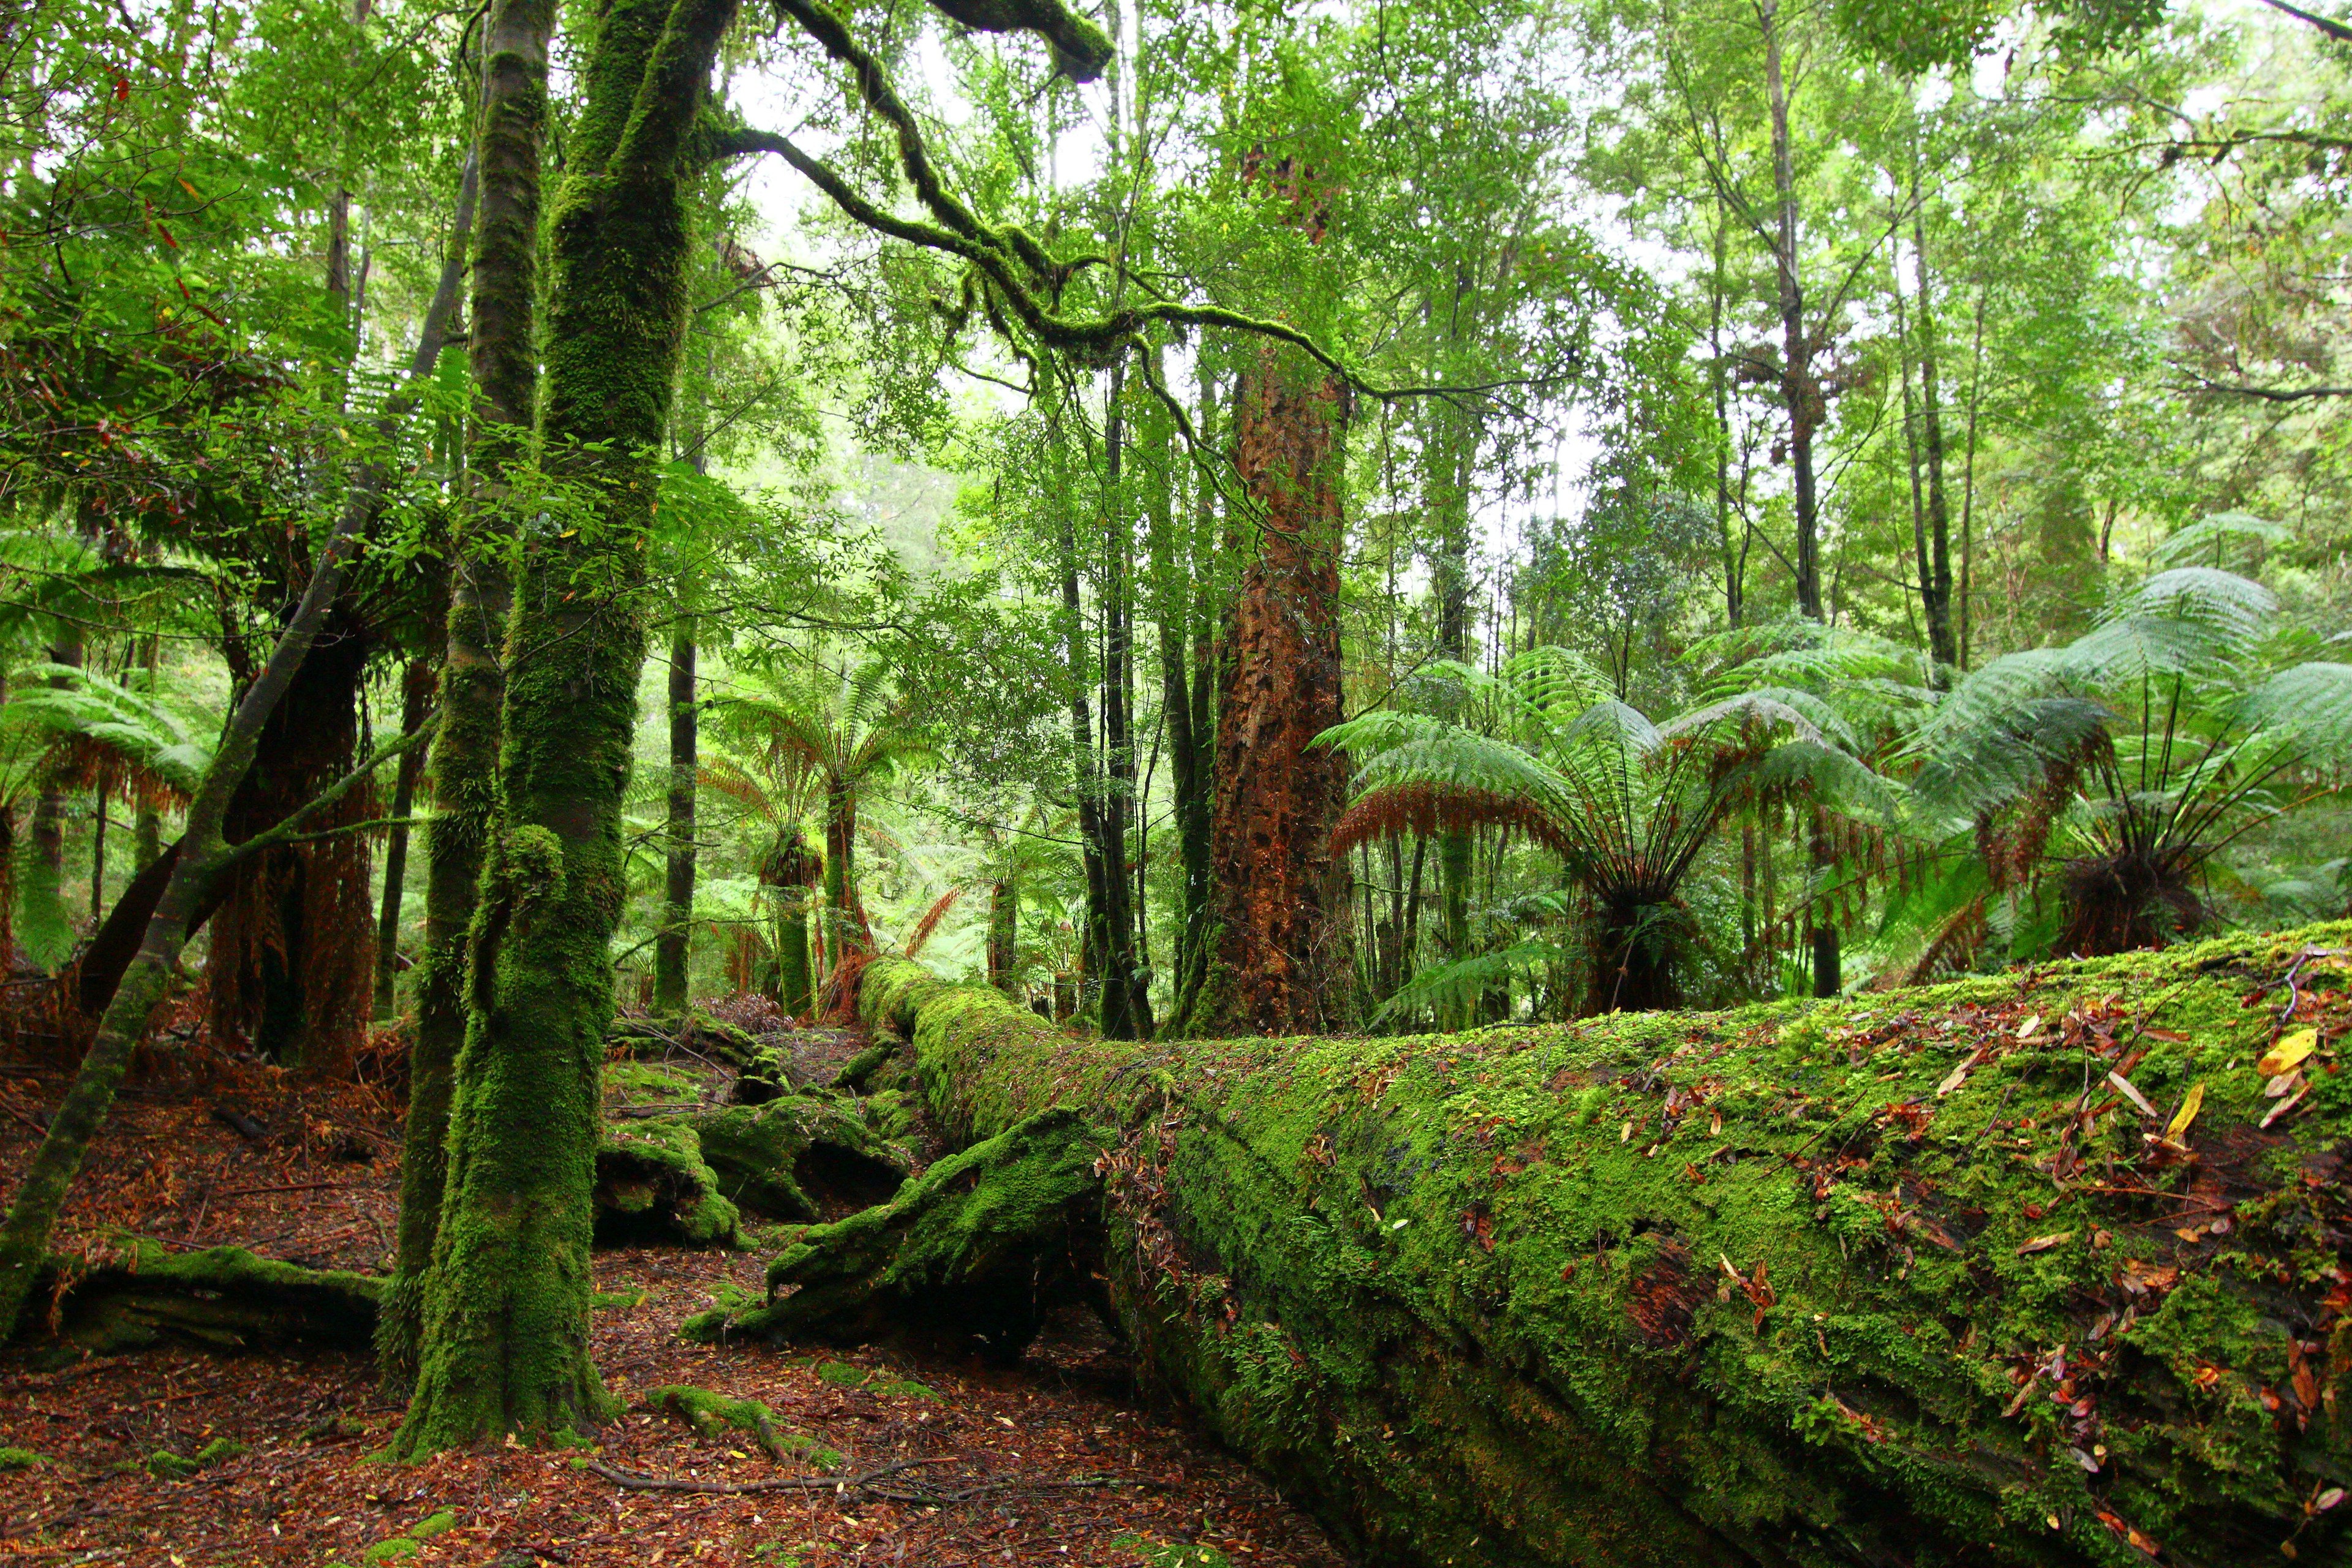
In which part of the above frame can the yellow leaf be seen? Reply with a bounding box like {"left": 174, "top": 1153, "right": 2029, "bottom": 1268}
{"left": 2258, "top": 1028, "right": 2317, "bottom": 1077}
{"left": 2016, "top": 1013, "right": 2043, "bottom": 1041}
{"left": 2165, "top": 1083, "right": 2204, "bottom": 1139}
{"left": 2016, "top": 1231, "right": 2075, "bottom": 1256}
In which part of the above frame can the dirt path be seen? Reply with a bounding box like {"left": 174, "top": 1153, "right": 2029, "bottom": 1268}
{"left": 0, "top": 1025, "right": 1351, "bottom": 1568}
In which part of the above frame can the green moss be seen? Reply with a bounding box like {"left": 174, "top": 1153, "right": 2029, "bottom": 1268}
{"left": 410, "top": 1509, "right": 458, "bottom": 1539}
{"left": 606, "top": 1060, "right": 701, "bottom": 1102}
{"left": 686, "top": 1097, "right": 910, "bottom": 1222}
{"left": 361, "top": 1537, "right": 420, "bottom": 1563}
{"left": 849, "top": 925, "right": 2352, "bottom": 1568}
{"left": 194, "top": 1437, "right": 248, "bottom": 1464}
{"left": 18, "top": 1241, "right": 381, "bottom": 1363}
{"left": 1114, "top": 1539, "right": 1231, "bottom": 1568}
{"left": 650, "top": 1384, "right": 840, "bottom": 1468}
{"left": 0, "top": 1447, "right": 44, "bottom": 1471}
{"left": 146, "top": 1449, "right": 200, "bottom": 1480}
{"left": 594, "top": 1119, "right": 741, "bottom": 1247}
{"left": 708, "top": 1108, "right": 1110, "bottom": 1357}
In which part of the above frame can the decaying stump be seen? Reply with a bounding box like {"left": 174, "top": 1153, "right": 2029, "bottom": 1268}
{"left": 693, "top": 926, "right": 2352, "bottom": 1568}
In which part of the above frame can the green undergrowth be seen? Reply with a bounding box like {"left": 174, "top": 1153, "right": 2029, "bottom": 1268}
{"left": 0, "top": 1446, "right": 45, "bottom": 1471}
{"left": 858, "top": 924, "right": 2352, "bottom": 1568}
{"left": 1113, "top": 1534, "right": 1234, "bottom": 1568}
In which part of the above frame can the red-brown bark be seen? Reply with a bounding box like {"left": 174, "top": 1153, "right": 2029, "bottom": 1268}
{"left": 1206, "top": 344, "right": 1349, "bottom": 1035}
{"left": 205, "top": 624, "right": 375, "bottom": 1073}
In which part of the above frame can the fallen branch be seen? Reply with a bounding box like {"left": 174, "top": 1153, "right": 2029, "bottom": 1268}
{"left": 580, "top": 1455, "right": 945, "bottom": 1496}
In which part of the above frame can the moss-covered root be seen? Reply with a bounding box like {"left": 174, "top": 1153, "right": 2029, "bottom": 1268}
{"left": 595, "top": 1120, "right": 742, "bottom": 1246}
{"left": 692, "top": 1107, "right": 1110, "bottom": 1359}
{"left": 831, "top": 1038, "right": 897, "bottom": 1092}
{"left": 647, "top": 1384, "right": 839, "bottom": 1467}
{"left": 686, "top": 1098, "right": 910, "bottom": 1221}
{"left": 13, "top": 1243, "right": 379, "bottom": 1363}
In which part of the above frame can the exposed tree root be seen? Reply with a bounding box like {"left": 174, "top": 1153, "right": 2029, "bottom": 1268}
{"left": 647, "top": 1383, "right": 840, "bottom": 1467}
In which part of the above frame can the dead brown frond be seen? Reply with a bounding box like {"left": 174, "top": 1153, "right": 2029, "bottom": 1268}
{"left": 1330, "top": 784, "right": 1575, "bottom": 859}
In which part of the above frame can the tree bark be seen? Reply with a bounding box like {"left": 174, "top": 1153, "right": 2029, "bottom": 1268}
{"left": 1912, "top": 207, "right": 1955, "bottom": 673}
{"left": 372, "top": 657, "right": 433, "bottom": 1020}
{"left": 1205, "top": 344, "right": 1349, "bottom": 1036}
{"left": 393, "top": 0, "right": 737, "bottom": 1455}
{"left": 381, "top": 0, "right": 552, "bottom": 1390}
{"left": 206, "top": 629, "right": 375, "bottom": 1073}
{"left": 655, "top": 622, "right": 697, "bottom": 1012}
{"left": 731, "top": 927, "right": 2352, "bottom": 1568}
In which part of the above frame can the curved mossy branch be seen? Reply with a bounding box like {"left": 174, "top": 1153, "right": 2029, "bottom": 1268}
{"left": 0, "top": 154, "right": 481, "bottom": 1346}
{"left": 831, "top": 930, "right": 2352, "bottom": 1568}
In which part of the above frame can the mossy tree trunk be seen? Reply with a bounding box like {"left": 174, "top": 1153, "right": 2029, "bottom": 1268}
{"left": 393, "top": 0, "right": 737, "bottom": 1455}
{"left": 381, "top": 0, "right": 554, "bottom": 1389}
{"left": 0, "top": 167, "right": 476, "bottom": 1341}
{"left": 790, "top": 930, "right": 2352, "bottom": 1568}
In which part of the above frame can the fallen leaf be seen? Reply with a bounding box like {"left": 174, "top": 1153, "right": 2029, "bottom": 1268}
{"left": 2262, "top": 1085, "right": 2309, "bottom": 1129}
{"left": 2318, "top": 1487, "right": 2345, "bottom": 1513}
{"left": 2017, "top": 1231, "right": 2075, "bottom": 1256}
{"left": 2260, "top": 1028, "right": 2318, "bottom": 1077}
{"left": 2266, "top": 1070, "right": 2302, "bottom": 1099}
{"left": 2106, "top": 1071, "right": 2158, "bottom": 1118}
{"left": 2017, "top": 1013, "right": 2043, "bottom": 1041}
{"left": 1619, "top": 1120, "right": 1634, "bottom": 1144}
{"left": 2165, "top": 1082, "right": 2204, "bottom": 1139}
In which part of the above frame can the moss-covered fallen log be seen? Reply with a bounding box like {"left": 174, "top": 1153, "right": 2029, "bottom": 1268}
{"left": 703, "top": 925, "right": 2352, "bottom": 1568}
{"left": 12, "top": 1242, "right": 380, "bottom": 1364}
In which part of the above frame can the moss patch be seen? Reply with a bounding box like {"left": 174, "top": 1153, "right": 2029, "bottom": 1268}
{"left": 595, "top": 1118, "right": 741, "bottom": 1247}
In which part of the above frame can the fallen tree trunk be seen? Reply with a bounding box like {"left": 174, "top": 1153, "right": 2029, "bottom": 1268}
{"left": 697, "top": 925, "right": 2352, "bottom": 1568}
{"left": 12, "top": 1243, "right": 380, "bottom": 1366}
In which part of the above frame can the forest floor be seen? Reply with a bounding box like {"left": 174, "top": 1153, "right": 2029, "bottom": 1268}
{"left": 0, "top": 1011, "right": 1350, "bottom": 1568}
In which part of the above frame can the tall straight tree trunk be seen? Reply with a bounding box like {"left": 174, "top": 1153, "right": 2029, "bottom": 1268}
{"left": 1165, "top": 364, "right": 1218, "bottom": 1034}
{"left": 1915, "top": 205, "right": 1955, "bottom": 674}
{"left": 372, "top": 657, "right": 432, "bottom": 1020}
{"left": 381, "top": 0, "right": 551, "bottom": 1390}
{"left": 0, "top": 154, "right": 475, "bottom": 1346}
{"left": 1710, "top": 202, "right": 1742, "bottom": 629}
{"left": 1892, "top": 224, "right": 1933, "bottom": 665}
{"left": 1207, "top": 344, "right": 1349, "bottom": 1036}
{"left": 396, "top": 0, "right": 738, "bottom": 1455}
{"left": 1761, "top": 0, "right": 1822, "bottom": 622}
{"left": 1097, "top": 360, "right": 1145, "bottom": 1040}
{"left": 1429, "top": 402, "right": 1475, "bottom": 1019}
{"left": 655, "top": 620, "right": 696, "bottom": 1011}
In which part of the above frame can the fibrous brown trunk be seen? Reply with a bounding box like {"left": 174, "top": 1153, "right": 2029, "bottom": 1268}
{"left": 206, "top": 626, "right": 374, "bottom": 1074}
{"left": 1205, "top": 344, "right": 1349, "bottom": 1036}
